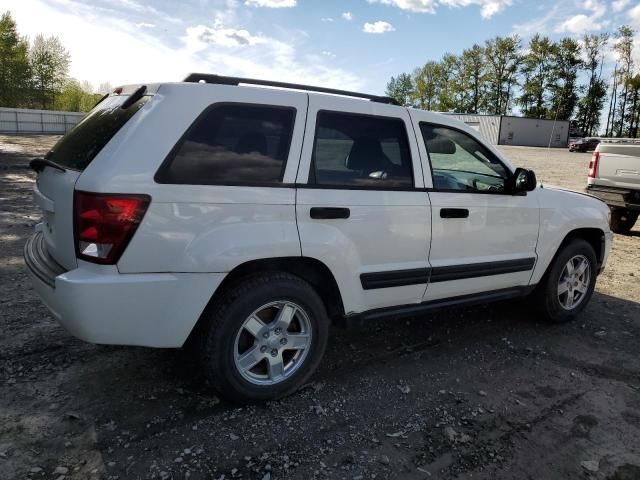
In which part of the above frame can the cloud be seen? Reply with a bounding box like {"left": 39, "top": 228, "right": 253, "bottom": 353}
{"left": 367, "top": 0, "right": 436, "bottom": 13}
{"left": 362, "top": 21, "right": 396, "bottom": 33}
{"left": 245, "top": 0, "right": 296, "bottom": 7}
{"left": 185, "top": 23, "right": 268, "bottom": 50}
{"left": 366, "top": 0, "right": 512, "bottom": 18}
{"left": 630, "top": 3, "right": 640, "bottom": 26}
{"left": 612, "top": 0, "right": 630, "bottom": 12}
{"left": 321, "top": 17, "right": 334, "bottom": 22}
{"left": 5, "top": 0, "right": 360, "bottom": 91}
{"left": 342, "top": 12, "right": 353, "bottom": 20}
{"left": 321, "top": 50, "right": 336, "bottom": 58}
{"left": 557, "top": 14, "right": 592, "bottom": 34}
{"left": 135, "top": 22, "right": 155, "bottom": 28}
{"left": 555, "top": 0, "right": 606, "bottom": 34}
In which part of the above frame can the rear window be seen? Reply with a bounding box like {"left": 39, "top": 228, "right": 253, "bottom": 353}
{"left": 156, "top": 104, "right": 296, "bottom": 185}
{"left": 45, "top": 95, "right": 149, "bottom": 171}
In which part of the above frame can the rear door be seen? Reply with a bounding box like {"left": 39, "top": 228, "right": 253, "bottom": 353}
{"left": 296, "top": 96, "right": 431, "bottom": 314}
{"left": 595, "top": 144, "right": 640, "bottom": 190}
{"left": 32, "top": 92, "right": 149, "bottom": 270}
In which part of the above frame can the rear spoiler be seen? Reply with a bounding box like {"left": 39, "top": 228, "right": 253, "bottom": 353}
{"left": 92, "top": 83, "right": 161, "bottom": 109}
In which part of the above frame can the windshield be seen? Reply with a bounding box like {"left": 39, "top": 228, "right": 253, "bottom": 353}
{"left": 45, "top": 94, "right": 149, "bottom": 171}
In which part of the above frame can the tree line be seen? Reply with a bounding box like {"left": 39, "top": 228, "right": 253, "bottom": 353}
{"left": 386, "top": 26, "right": 638, "bottom": 137}
{"left": 0, "top": 11, "right": 109, "bottom": 113}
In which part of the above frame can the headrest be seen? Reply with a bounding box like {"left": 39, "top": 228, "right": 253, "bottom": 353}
{"left": 346, "top": 136, "right": 386, "bottom": 171}
{"left": 427, "top": 138, "right": 456, "bottom": 155}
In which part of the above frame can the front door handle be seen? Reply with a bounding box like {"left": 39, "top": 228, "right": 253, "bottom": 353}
{"left": 440, "top": 208, "right": 469, "bottom": 219}
{"left": 310, "top": 207, "right": 350, "bottom": 219}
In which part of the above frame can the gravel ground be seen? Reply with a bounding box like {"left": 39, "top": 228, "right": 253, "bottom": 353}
{"left": 1, "top": 135, "right": 639, "bottom": 480}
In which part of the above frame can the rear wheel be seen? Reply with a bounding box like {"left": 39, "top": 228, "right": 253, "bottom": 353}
{"left": 198, "top": 272, "right": 329, "bottom": 403}
{"left": 536, "top": 239, "right": 597, "bottom": 323}
{"left": 609, "top": 208, "right": 638, "bottom": 234}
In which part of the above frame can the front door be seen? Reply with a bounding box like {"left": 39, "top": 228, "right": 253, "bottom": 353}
{"left": 412, "top": 120, "right": 540, "bottom": 302}
{"left": 296, "top": 97, "right": 431, "bottom": 314}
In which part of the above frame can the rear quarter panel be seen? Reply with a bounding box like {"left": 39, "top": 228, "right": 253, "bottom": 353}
{"left": 75, "top": 83, "right": 308, "bottom": 273}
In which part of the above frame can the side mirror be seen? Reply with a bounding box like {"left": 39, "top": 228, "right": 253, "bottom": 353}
{"left": 512, "top": 168, "right": 537, "bottom": 193}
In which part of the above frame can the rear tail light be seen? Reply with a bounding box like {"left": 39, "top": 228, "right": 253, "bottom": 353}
{"left": 74, "top": 191, "right": 150, "bottom": 264}
{"left": 588, "top": 151, "right": 599, "bottom": 178}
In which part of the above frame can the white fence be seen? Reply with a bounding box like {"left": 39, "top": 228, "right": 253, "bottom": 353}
{"left": 0, "top": 107, "right": 85, "bottom": 134}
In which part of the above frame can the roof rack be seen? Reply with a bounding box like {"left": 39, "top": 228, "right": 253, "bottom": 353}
{"left": 183, "top": 73, "right": 399, "bottom": 106}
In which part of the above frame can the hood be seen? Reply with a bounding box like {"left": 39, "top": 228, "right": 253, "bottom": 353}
{"left": 542, "top": 184, "right": 609, "bottom": 209}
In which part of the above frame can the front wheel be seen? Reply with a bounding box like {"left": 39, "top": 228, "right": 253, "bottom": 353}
{"left": 198, "top": 272, "right": 329, "bottom": 403}
{"left": 609, "top": 208, "right": 638, "bottom": 234}
{"left": 536, "top": 239, "right": 597, "bottom": 323}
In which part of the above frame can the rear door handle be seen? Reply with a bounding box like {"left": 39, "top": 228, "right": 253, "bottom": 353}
{"left": 310, "top": 207, "right": 350, "bottom": 219}
{"left": 440, "top": 208, "right": 469, "bottom": 219}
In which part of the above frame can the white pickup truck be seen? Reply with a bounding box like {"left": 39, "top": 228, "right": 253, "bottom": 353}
{"left": 586, "top": 140, "right": 640, "bottom": 234}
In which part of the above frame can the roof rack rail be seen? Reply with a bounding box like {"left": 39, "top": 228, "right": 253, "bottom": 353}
{"left": 183, "top": 73, "right": 399, "bottom": 106}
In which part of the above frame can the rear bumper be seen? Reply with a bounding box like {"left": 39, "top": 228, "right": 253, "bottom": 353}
{"left": 585, "top": 185, "right": 640, "bottom": 211}
{"left": 24, "top": 232, "right": 224, "bottom": 348}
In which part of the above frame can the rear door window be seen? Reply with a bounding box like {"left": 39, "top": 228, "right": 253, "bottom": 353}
{"left": 311, "top": 111, "right": 414, "bottom": 189}
{"left": 157, "top": 104, "right": 296, "bottom": 185}
{"left": 45, "top": 95, "right": 149, "bottom": 171}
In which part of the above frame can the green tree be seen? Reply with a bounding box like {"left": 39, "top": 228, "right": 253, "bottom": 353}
{"left": 436, "top": 53, "right": 458, "bottom": 112}
{"left": 613, "top": 25, "right": 634, "bottom": 136}
{"left": 625, "top": 74, "right": 640, "bottom": 137}
{"left": 484, "top": 35, "right": 520, "bottom": 115}
{"left": 576, "top": 33, "right": 608, "bottom": 136}
{"left": 29, "top": 34, "right": 70, "bottom": 109}
{"left": 54, "top": 79, "right": 102, "bottom": 112}
{"left": 385, "top": 73, "right": 413, "bottom": 106}
{"left": 411, "top": 62, "right": 442, "bottom": 110}
{"left": 460, "top": 44, "right": 486, "bottom": 113}
{"left": 548, "top": 37, "right": 582, "bottom": 120}
{"left": 0, "top": 11, "right": 31, "bottom": 107}
{"left": 518, "top": 34, "right": 556, "bottom": 118}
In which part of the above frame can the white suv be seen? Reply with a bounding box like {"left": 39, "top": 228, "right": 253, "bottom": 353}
{"left": 25, "top": 74, "right": 613, "bottom": 402}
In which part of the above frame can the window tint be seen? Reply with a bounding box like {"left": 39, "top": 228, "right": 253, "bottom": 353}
{"left": 46, "top": 95, "right": 149, "bottom": 171}
{"left": 420, "top": 124, "right": 509, "bottom": 193}
{"left": 159, "top": 104, "right": 295, "bottom": 185}
{"left": 311, "top": 111, "right": 414, "bottom": 188}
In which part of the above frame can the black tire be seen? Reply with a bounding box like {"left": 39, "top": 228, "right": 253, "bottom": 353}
{"left": 536, "top": 239, "right": 597, "bottom": 323}
{"left": 609, "top": 209, "right": 638, "bottom": 234}
{"left": 198, "top": 272, "right": 329, "bottom": 404}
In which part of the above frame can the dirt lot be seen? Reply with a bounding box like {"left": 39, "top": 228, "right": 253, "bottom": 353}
{"left": 1, "top": 135, "right": 639, "bottom": 480}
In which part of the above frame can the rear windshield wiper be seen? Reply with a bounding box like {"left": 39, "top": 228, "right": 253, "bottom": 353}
{"left": 29, "top": 157, "right": 66, "bottom": 173}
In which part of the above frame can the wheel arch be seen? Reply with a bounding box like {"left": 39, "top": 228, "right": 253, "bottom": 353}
{"left": 185, "top": 256, "right": 345, "bottom": 348}
{"left": 533, "top": 227, "right": 605, "bottom": 286}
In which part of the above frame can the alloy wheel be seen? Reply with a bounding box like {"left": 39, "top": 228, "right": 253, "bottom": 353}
{"left": 557, "top": 255, "right": 591, "bottom": 310}
{"left": 233, "top": 301, "right": 312, "bottom": 386}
